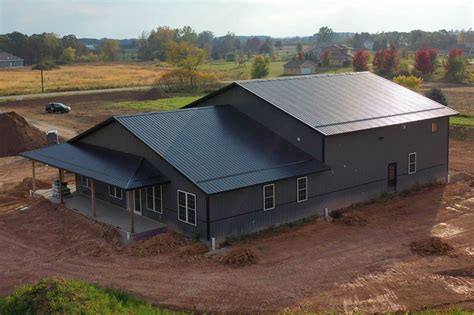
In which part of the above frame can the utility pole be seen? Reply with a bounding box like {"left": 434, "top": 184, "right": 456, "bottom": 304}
{"left": 40, "top": 54, "right": 44, "bottom": 93}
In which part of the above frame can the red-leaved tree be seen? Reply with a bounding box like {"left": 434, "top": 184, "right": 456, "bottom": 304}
{"left": 414, "top": 48, "right": 438, "bottom": 75}
{"left": 372, "top": 45, "right": 398, "bottom": 76}
{"left": 352, "top": 49, "right": 369, "bottom": 72}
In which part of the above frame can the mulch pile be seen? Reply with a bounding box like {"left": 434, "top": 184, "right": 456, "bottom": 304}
{"left": 437, "top": 267, "right": 474, "bottom": 278}
{"left": 215, "top": 247, "right": 259, "bottom": 267}
{"left": 409, "top": 237, "right": 454, "bottom": 256}
{"left": 0, "top": 112, "right": 47, "bottom": 157}
{"left": 125, "top": 232, "right": 190, "bottom": 257}
{"left": 177, "top": 243, "right": 209, "bottom": 261}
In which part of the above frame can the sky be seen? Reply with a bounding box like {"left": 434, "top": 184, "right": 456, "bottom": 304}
{"left": 0, "top": 0, "right": 472, "bottom": 38}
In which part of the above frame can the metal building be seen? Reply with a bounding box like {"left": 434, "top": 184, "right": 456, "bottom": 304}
{"left": 21, "top": 72, "right": 458, "bottom": 241}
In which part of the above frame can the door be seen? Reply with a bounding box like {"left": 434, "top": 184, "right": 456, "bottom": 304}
{"left": 388, "top": 163, "right": 397, "bottom": 191}
{"left": 133, "top": 189, "right": 142, "bottom": 215}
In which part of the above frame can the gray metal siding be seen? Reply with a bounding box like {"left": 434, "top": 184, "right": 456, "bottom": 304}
{"left": 208, "top": 117, "right": 449, "bottom": 239}
{"left": 192, "top": 85, "right": 324, "bottom": 161}
{"left": 78, "top": 121, "right": 207, "bottom": 239}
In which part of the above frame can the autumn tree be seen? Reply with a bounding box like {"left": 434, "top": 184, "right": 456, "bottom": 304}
{"left": 352, "top": 49, "right": 369, "bottom": 72}
{"left": 321, "top": 49, "right": 331, "bottom": 67}
{"left": 99, "top": 39, "right": 120, "bottom": 61}
{"left": 296, "top": 43, "right": 304, "bottom": 60}
{"left": 251, "top": 55, "right": 270, "bottom": 79}
{"left": 414, "top": 48, "right": 438, "bottom": 75}
{"left": 444, "top": 48, "right": 467, "bottom": 82}
{"left": 60, "top": 47, "right": 76, "bottom": 63}
{"left": 372, "top": 45, "right": 398, "bottom": 76}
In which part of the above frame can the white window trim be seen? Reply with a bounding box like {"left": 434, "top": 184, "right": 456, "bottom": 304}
{"left": 263, "top": 184, "right": 275, "bottom": 211}
{"left": 408, "top": 152, "right": 417, "bottom": 175}
{"left": 177, "top": 190, "right": 197, "bottom": 226}
{"left": 297, "top": 177, "right": 308, "bottom": 203}
{"left": 108, "top": 185, "right": 123, "bottom": 200}
{"left": 146, "top": 185, "right": 163, "bottom": 214}
{"left": 82, "top": 176, "right": 91, "bottom": 189}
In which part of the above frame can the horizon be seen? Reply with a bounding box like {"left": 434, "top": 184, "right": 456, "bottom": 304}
{"left": 0, "top": 0, "right": 472, "bottom": 39}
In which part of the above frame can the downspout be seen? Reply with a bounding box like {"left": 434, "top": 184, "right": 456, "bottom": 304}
{"left": 206, "top": 195, "right": 211, "bottom": 241}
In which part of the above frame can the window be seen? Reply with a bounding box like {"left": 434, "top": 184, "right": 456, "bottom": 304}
{"left": 297, "top": 177, "right": 308, "bottom": 202}
{"left": 263, "top": 184, "right": 275, "bottom": 211}
{"left": 177, "top": 190, "right": 196, "bottom": 226}
{"left": 431, "top": 122, "right": 438, "bottom": 133}
{"left": 81, "top": 176, "right": 91, "bottom": 188}
{"left": 108, "top": 185, "right": 123, "bottom": 200}
{"left": 408, "top": 152, "right": 417, "bottom": 174}
{"left": 146, "top": 185, "right": 162, "bottom": 213}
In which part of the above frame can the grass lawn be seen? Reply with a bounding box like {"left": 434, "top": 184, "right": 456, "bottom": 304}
{"left": 0, "top": 63, "right": 170, "bottom": 96}
{"left": 107, "top": 95, "right": 203, "bottom": 112}
{"left": 450, "top": 114, "right": 474, "bottom": 126}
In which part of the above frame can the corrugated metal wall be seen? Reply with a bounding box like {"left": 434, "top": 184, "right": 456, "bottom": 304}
{"left": 208, "top": 117, "right": 449, "bottom": 239}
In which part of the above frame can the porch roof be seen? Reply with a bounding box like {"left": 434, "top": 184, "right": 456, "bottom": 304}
{"left": 20, "top": 142, "right": 169, "bottom": 190}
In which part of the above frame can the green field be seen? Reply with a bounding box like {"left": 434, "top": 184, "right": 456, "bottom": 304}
{"left": 203, "top": 60, "right": 287, "bottom": 81}
{"left": 450, "top": 114, "right": 474, "bottom": 126}
{"left": 108, "top": 95, "right": 203, "bottom": 111}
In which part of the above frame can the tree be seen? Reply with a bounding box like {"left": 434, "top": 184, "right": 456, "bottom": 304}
{"left": 275, "top": 40, "right": 283, "bottom": 50}
{"left": 424, "top": 88, "right": 448, "bottom": 105}
{"left": 393, "top": 75, "right": 423, "bottom": 91}
{"left": 251, "top": 55, "right": 270, "bottom": 79}
{"left": 444, "top": 48, "right": 467, "bottom": 82}
{"left": 414, "top": 48, "right": 438, "bottom": 75}
{"left": 321, "top": 49, "right": 331, "bottom": 67}
{"left": 352, "top": 33, "right": 362, "bottom": 49}
{"left": 352, "top": 49, "right": 369, "bottom": 72}
{"left": 372, "top": 45, "right": 398, "bottom": 76}
{"left": 197, "top": 30, "right": 214, "bottom": 54}
{"left": 296, "top": 43, "right": 304, "bottom": 60}
{"left": 60, "top": 47, "right": 76, "bottom": 63}
{"left": 166, "top": 41, "right": 207, "bottom": 71}
{"left": 316, "top": 26, "right": 333, "bottom": 44}
{"left": 245, "top": 37, "right": 261, "bottom": 53}
{"left": 177, "top": 26, "right": 197, "bottom": 44}
{"left": 99, "top": 39, "right": 120, "bottom": 61}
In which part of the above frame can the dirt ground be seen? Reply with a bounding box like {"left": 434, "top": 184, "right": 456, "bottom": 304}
{"left": 0, "top": 139, "right": 473, "bottom": 312}
{"left": 422, "top": 82, "right": 474, "bottom": 115}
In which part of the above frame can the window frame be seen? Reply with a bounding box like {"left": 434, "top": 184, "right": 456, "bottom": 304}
{"left": 81, "top": 176, "right": 91, "bottom": 189}
{"left": 177, "top": 190, "right": 197, "bottom": 226}
{"left": 108, "top": 185, "right": 123, "bottom": 200}
{"left": 263, "top": 184, "right": 275, "bottom": 211}
{"left": 408, "top": 152, "right": 417, "bottom": 175}
{"left": 297, "top": 176, "right": 308, "bottom": 203}
{"left": 431, "top": 122, "right": 438, "bottom": 133}
{"left": 146, "top": 185, "right": 163, "bottom": 214}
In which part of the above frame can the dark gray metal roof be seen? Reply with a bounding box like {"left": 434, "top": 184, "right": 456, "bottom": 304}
{"left": 115, "top": 105, "right": 329, "bottom": 194}
{"left": 192, "top": 72, "right": 457, "bottom": 136}
{"left": 20, "top": 142, "right": 169, "bottom": 190}
{"left": 284, "top": 60, "right": 316, "bottom": 68}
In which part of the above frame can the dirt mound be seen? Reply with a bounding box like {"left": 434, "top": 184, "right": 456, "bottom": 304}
{"left": 409, "top": 237, "right": 454, "bottom": 256}
{"left": 126, "top": 232, "right": 189, "bottom": 257}
{"left": 331, "top": 210, "right": 368, "bottom": 226}
{"left": 0, "top": 112, "right": 47, "bottom": 157}
{"left": 216, "top": 247, "right": 259, "bottom": 267}
{"left": 177, "top": 243, "right": 209, "bottom": 261}
{"left": 437, "top": 267, "right": 474, "bottom": 278}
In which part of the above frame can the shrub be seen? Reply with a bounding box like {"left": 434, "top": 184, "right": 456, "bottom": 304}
{"left": 393, "top": 75, "right": 423, "bottom": 91}
{"left": 352, "top": 49, "right": 369, "bottom": 72}
{"left": 251, "top": 55, "right": 270, "bottom": 79}
{"left": 31, "top": 61, "right": 59, "bottom": 70}
{"left": 393, "top": 60, "right": 411, "bottom": 77}
{"left": 329, "top": 210, "right": 343, "bottom": 219}
{"left": 414, "top": 48, "right": 438, "bottom": 75}
{"left": 158, "top": 69, "right": 219, "bottom": 91}
{"left": 425, "top": 87, "right": 448, "bottom": 105}
{"left": 444, "top": 48, "right": 467, "bottom": 82}
{"left": 321, "top": 49, "right": 331, "bottom": 67}
{"left": 224, "top": 52, "right": 236, "bottom": 62}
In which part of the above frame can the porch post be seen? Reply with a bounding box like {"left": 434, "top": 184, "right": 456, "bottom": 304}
{"left": 91, "top": 179, "right": 96, "bottom": 218}
{"left": 58, "top": 168, "right": 64, "bottom": 203}
{"left": 31, "top": 160, "right": 36, "bottom": 192}
{"left": 127, "top": 190, "right": 135, "bottom": 235}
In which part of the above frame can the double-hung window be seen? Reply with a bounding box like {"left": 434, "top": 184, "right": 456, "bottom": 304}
{"left": 263, "top": 184, "right": 275, "bottom": 211}
{"left": 109, "top": 185, "right": 123, "bottom": 199}
{"left": 146, "top": 185, "right": 163, "bottom": 213}
{"left": 297, "top": 177, "right": 308, "bottom": 202}
{"left": 177, "top": 190, "right": 196, "bottom": 226}
{"left": 408, "top": 152, "right": 417, "bottom": 174}
{"left": 81, "top": 176, "right": 91, "bottom": 188}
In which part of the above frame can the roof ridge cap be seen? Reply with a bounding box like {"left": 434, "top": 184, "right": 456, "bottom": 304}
{"left": 236, "top": 71, "right": 369, "bottom": 84}
{"left": 114, "top": 104, "right": 220, "bottom": 119}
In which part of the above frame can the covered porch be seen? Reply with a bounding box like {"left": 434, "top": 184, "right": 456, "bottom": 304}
{"left": 21, "top": 142, "right": 170, "bottom": 242}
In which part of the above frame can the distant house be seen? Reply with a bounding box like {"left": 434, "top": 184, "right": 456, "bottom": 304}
{"left": 0, "top": 52, "right": 24, "bottom": 68}
{"left": 306, "top": 44, "right": 353, "bottom": 67}
{"left": 283, "top": 60, "right": 317, "bottom": 75}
